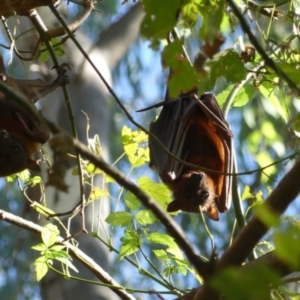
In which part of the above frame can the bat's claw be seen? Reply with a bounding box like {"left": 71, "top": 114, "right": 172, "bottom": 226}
{"left": 56, "top": 68, "right": 70, "bottom": 86}
{"left": 52, "top": 64, "right": 71, "bottom": 86}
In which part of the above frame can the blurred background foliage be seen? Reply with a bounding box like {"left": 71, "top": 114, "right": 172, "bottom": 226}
{"left": 1, "top": 0, "right": 300, "bottom": 299}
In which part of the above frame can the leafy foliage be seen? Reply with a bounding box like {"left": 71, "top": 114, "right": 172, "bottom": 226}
{"left": 32, "top": 224, "right": 77, "bottom": 281}
{"left": 3, "top": 0, "right": 300, "bottom": 299}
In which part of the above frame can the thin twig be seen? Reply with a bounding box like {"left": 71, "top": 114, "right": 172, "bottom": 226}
{"left": 0, "top": 209, "right": 136, "bottom": 300}
{"left": 71, "top": 136, "right": 213, "bottom": 280}
{"left": 226, "top": 0, "right": 300, "bottom": 95}
{"left": 28, "top": 9, "right": 87, "bottom": 228}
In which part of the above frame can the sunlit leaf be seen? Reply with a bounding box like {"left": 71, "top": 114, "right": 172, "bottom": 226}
{"left": 122, "top": 126, "right": 149, "bottom": 167}
{"left": 138, "top": 176, "right": 172, "bottom": 210}
{"left": 259, "top": 82, "right": 287, "bottom": 122}
{"left": 34, "top": 257, "right": 48, "bottom": 281}
{"left": 146, "top": 232, "right": 178, "bottom": 250}
{"left": 41, "top": 224, "right": 60, "bottom": 248}
{"left": 31, "top": 243, "right": 47, "bottom": 252}
{"left": 241, "top": 185, "right": 254, "bottom": 201}
{"left": 124, "top": 191, "right": 141, "bottom": 211}
{"left": 89, "top": 187, "right": 109, "bottom": 202}
{"left": 119, "top": 229, "right": 142, "bottom": 259}
{"left": 217, "top": 82, "right": 256, "bottom": 108}
{"left": 105, "top": 212, "right": 133, "bottom": 227}
{"left": 136, "top": 210, "right": 157, "bottom": 225}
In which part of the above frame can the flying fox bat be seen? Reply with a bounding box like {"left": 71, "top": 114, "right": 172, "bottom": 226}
{"left": 140, "top": 91, "right": 233, "bottom": 221}
{"left": 0, "top": 67, "right": 68, "bottom": 177}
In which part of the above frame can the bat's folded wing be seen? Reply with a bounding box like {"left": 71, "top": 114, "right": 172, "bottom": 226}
{"left": 149, "top": 92, "right": 196, "bottom": 181}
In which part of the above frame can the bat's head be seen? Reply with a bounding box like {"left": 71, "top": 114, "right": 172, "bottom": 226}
{"left": 0, "top": 130, "right": 40, "bottom": 177}
{"left": 167, "top": 172, "right": 219, "bottom": 221}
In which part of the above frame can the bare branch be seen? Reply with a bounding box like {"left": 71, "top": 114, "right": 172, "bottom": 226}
{"left": 0, "top": 209, "right": 136, "bottom": 300}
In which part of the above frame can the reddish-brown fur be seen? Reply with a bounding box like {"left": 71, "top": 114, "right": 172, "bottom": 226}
{"left": 164, "top": 105, "right": 226, "bottom": 220}
{"left": 0, "top": 68, "right": 67, "bottom": 176}
{"left": 0, "top": 98, "right": 49, "bottom": 176}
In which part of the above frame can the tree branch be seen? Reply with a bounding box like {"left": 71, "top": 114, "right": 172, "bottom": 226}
{"left": 71, "top": 136, "right": 213, "bottom": 280}
{"left": 0, "top": 70, "right": 213, "bottom": 281}
{"left": 226, "top": 0, "right": 300, "bottom": 94}
{"left": 193, "top": 160, "right": 300, "bottom": 299}
{"left": 0, "top": 209, "right": 136, "bottom": 300}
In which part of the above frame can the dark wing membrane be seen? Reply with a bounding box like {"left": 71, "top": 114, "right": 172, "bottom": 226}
{"left": 149, "top": 91, "right": 197, "bottom": 181}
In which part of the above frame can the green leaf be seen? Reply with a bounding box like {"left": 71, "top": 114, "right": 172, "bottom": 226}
{"left": 136, "top": 210, "right": 157, "bottom": 225}
{"left": 147, "top": 233, "right": 183, "bottom": 259}
{"left": 153, "top": 249, "right": 168, "bottom": 260}
{"left": 25, "top": 176, "right": 43, "bottom": 187}
{"left": 211, "top": 265, "right": 280, "bottom": 300}
{"left": 119, "top": 229, "right": 142, "bottom": 259}
{"left": 105, "top": 212, "right": 133, "bottom": 227}
{"left": 241, "top": 185, "right": 254, "bottom": 201}
{"left": 259, "top": 82, "right": 287, "bottom": 122}
{"left": 50, "top": 250, "right": 72, "bottom": 260}
{"left": 277, "top": 62, "right": 300, "bottom": 85}
{"left": 182, "top": 0, "right": 201, "bottom": 27}
{"left": 34, "top": 256, "right": 48, "bottom": 281}
{"left": 40, "top": 45, "right": 49, "bottom": 62}
{"left": 124, "top": 191, "right": 141, "bottom": 211}
{"left": 17, "top": 169, "right": 31, "bottom": 182}
{"left": 52, "top": 37, "right": 65, "bottom": 57}
{"left": 162, "top": 40, "right": 198, "bottom": 97}
{"left": 88, "top": 187, "right": 109, "bottom": 202}
{"left": 141, "top": 0, "right": 182, "bottom": 45}
{"left": 55, "top": 256, "right": 78, "bottom": 273}
{"left": 122, "top": 126, "right": 149, "bottom": 167}
{"left": 50, "top": 245, "right": 66, "bottom": 252}
{"left": 273, "top": 222, "right": 300, "bottom": 269}
{"left": 146, "top": 232, "right": 177, "bottom": 249}
{"left": 41, "top": 224, "right": 60, "bottom": 248}
{"left": 138, "top": 176, "right": 172, "bottom": 210}
{"left": 199, "top": 0, "right": 224, "bottom": 41}
{"left": 217, "top": 82, "right": 256, "bottom": 108}
{"left": 31, "top": 243, "right": 47, "bottom": 252}
{"left": 199, "top": 49, "right": 247, "bottom": 94}
{"left": 32, "top": 202, "right": 56, "bottom": 216}
{"left": 81, "top": 162, "right": 102, "bottom": 176}
{"left": 104, "top": 174, "right": 116, "bottom": 183}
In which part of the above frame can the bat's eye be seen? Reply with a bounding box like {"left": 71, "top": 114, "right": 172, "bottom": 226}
{"left": 200, "top": 191, "right": 209, "bottom": 200}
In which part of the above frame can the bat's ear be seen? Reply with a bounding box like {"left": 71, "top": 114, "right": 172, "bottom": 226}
{"left": 26, "top": 158, "right": 41, "bottom": 172}
{"left": 206, "top": 206, "right": 219, "bottom": 221}
{"left": 167, "top": 200, "right": 180, "bottom": 213}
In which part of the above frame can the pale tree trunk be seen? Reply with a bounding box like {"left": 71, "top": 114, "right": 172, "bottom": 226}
{"left": 1, "top": 3, "right": 144, "bottom": 300}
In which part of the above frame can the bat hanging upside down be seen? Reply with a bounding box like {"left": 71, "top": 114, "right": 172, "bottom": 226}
{"left": 139, "top": 90, "right": 233, "bottom": 221}
{"left": 0, "top": 66, "right": 68, "bottom": 177}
